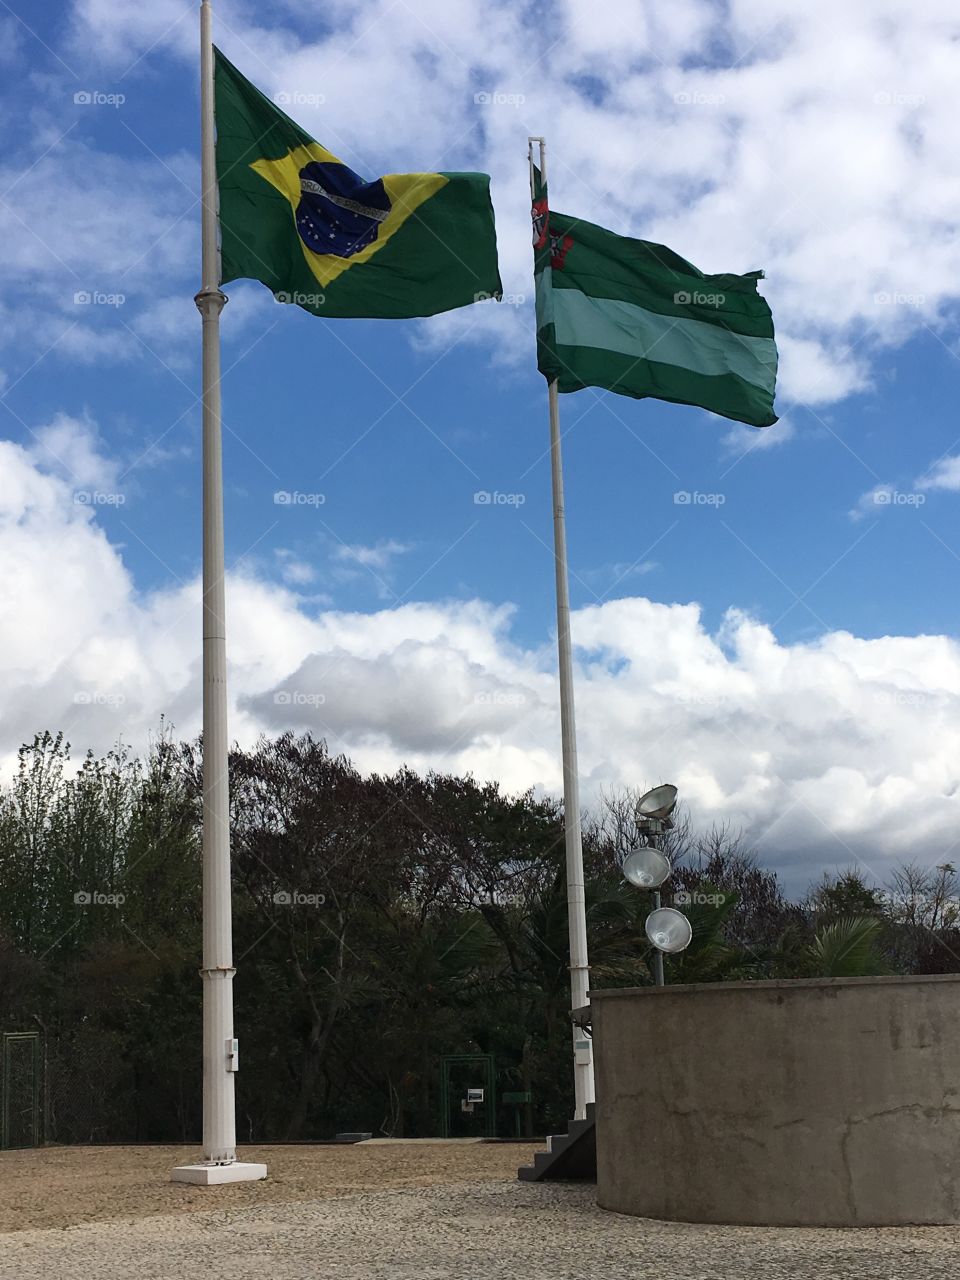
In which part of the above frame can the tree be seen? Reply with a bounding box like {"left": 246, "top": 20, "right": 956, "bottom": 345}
{"left": 806, "top": 916, "right": 890, "bottom": 978}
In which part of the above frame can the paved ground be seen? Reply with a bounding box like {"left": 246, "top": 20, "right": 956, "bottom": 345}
{"left": 1, "top": 1146, "right": 959, "bottom": 1279}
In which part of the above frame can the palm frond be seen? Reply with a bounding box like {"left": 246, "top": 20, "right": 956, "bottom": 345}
{"left": 806, "top": 915, "right": 890, "bottom": 977}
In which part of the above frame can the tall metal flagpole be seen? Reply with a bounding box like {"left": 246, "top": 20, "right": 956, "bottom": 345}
{"left": 529, "top": 137, "right": 595, "bottom": 1119}
{"left": 172, "top": 0, "right": 266, "bottom": 1186}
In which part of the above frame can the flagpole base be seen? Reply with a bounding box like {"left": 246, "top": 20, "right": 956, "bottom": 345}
{"left": 171, "top": 1161, "right": 268, "bottom": 1185}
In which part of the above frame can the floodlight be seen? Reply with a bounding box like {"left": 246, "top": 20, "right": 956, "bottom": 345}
{"left": 637, "top": 783, "right": 678, "bottom": 820}
{"left": 623, "top": 846, "right": 672, "bottom": 889}
{"left": 645, "top": 907, "right": 693, "bottom": 954}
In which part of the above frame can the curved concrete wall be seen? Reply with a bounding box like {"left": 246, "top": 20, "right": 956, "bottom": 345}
{"left": 591, "top": 975, "right": 960, "bottom": 1226}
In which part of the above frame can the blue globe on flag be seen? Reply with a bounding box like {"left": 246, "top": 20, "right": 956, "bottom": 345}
{"left": 295, "top": 161, "right": 391, "bottom": 258}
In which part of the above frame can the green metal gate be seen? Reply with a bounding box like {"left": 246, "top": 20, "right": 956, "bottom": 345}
{"left": 439, "top": 1053, "right": 496, "bottom": 1138}
{"left": 2, "top": 1032, "right": 42, "bottom": 1149}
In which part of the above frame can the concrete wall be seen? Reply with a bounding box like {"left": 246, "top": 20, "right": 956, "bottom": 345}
{"left": 591, "top": 975, "right": 960, "bottom": 1226}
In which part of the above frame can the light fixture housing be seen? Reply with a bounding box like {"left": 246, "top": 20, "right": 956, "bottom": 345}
{"left": 645, "top": 906, "right": 693, "bottom": 954}
{"left": 637, "top": 783, "right": 678, "bottom": 820}
{"left": 622, "top": 846, "right": 672, "bottom": 889}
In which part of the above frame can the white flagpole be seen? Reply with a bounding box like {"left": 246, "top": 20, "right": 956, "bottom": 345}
{"left": 172, "top": 1, "right": 265, "bottom": 1185}
{"left": 529, "top": 137, "right": 595, "bottom": 1119}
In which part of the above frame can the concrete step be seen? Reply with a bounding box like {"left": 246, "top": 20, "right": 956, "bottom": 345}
{"left": 517, "top": 1103, "right": 596, "bottom": 1182}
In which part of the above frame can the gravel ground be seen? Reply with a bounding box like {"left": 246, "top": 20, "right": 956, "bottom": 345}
{"left": 0, "top": 1143, "right": 534, "bottom": 1232}
{"left": 2, "top": 1146, "right": 959, "bottom": 1279}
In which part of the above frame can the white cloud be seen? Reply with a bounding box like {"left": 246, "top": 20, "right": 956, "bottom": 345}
{"left": 0, "top": 16, "right": 23, "bottom": 66}
{"left": 3, "top": 429, "right": 960, "bottom": 892}
{"left": 32, "top": 0, "right": 960, "bottom": 409}
{"left": 275, "top": 548, "right": 317, "bottom": 586}
{"left": 774, "top": 336, "right": 870, "bottom": 408}
{"left": 917, "top": 456, "right": 960, "bottom": 493}
{"left": 26, "top": 412, "right": 121, "bottom": 494}
{"left": 849, "top": 481, "right": 928, "bottom": 521}
{"left": 850, "top": 483, "right": 892, "bottom": 521}
{"left": 0, "top": 137, "right": 196, "bottom": 371}
{"left": 68, "top": 1, "right": 194, "bottom": 65}
{"left": 0, "top": 142, "right": 193, "bottom": 289}
{"left": 721, "top": 417, "right": 796, "bottom": 456}
{"left": 0, "top": 0, "right": 951, "bottom": 415}
{"left": 6, "top": 5, "right": 960, "bottom": 897}
{"left": 851, "top": 447, "right": 960, "bottom": 518}
{"left": 579, "top": 559, "right": 658, "bottom": 592}
{"left": 328, "top": 539, "right": 415, "bottom": 599}
{"left": 333, "top": 539, "right": 412, "bottom": 571}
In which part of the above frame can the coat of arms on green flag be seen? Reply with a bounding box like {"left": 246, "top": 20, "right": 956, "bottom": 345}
{"left": 532, "top": 167, "right": 778, "bottom": 428}
{"left": 215, "top": 49, "right": 502, "bottom": 319}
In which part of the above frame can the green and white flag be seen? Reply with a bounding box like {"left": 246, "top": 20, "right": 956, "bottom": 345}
{"left": 532, "top": 168, "right": 778, "bottom": 427}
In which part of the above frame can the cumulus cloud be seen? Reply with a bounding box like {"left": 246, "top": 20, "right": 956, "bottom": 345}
{"left": 917, "top": 456, "right": 960, "bottom": 493}
{"left": 26, "top": 412, "right": 121, "bottom": 494}
{"left": 1, "top": 430, "right": 958, "bottom": 892}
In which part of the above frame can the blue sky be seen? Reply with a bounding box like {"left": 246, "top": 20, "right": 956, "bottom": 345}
{"left": 3, "top": 0, "right": 960, "bottom": 890}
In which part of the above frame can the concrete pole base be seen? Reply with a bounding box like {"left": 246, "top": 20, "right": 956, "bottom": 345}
{"left": 171, "top": 1162, "right": 268, "bottom": 1185}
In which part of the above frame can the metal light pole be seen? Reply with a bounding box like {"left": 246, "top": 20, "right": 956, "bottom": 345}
{"left": 622, "top": 785, "right": 692, "bottom": 986}
{"left": 651, "top": 890, "right": 665, "bottom": 987}
{"left": 171, "top": 0, "right": 266, "bottom": 1186}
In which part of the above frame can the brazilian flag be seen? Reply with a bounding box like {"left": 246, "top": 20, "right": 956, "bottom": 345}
{"left": 215, "top": 49, "right": 502, "bottom": 319}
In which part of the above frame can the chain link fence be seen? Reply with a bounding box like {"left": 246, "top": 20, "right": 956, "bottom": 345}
{"left": 2, "top": 1023, "right": 204, "bottom": 1146}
